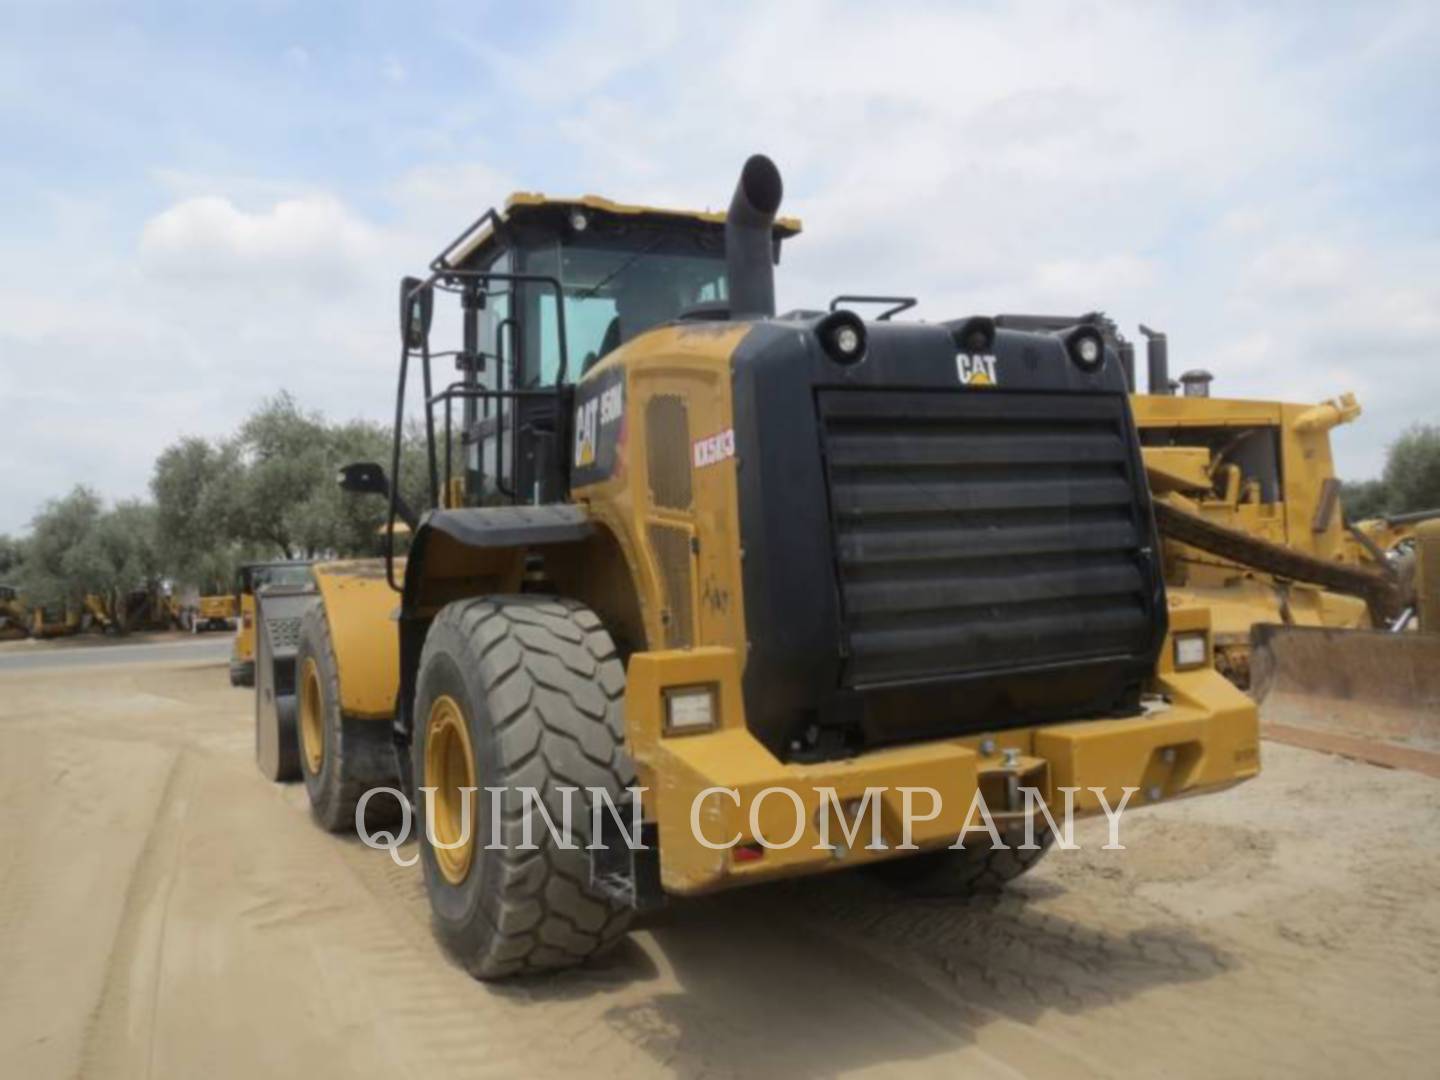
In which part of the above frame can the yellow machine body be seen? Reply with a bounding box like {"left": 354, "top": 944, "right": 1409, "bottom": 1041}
{"left": 624, "top": 601, "right": 1256, "bottom": 894}
{"left": 310, "top": 560, "right": 403, "bottom": 720}
{"left": 0, "top": 586, "right": 30, "bottom": 640}
{"left": 231, "top": 562, "right": 316, "bottom": 682}
{"left": 197, "top": 594, "right": 237, "bottom": 622}
{"left": 234, "top": 593, "right": 257, "bottom": 666}
{"left": 297, "top": 176, "right": 1259, "bottom": 907}
{"left": 1134, "top": 390, "right": 1389, "bottom": 681}
{"left": 391, "top": 319, "right": 1261, "bottom": 894}
{"left": 30, "top": 603, "right": 80, "bottom": 638}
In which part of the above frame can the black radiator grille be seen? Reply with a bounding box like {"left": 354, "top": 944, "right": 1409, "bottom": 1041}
{"left": 817, "top": 388, "right": 1153, "bottom": 688}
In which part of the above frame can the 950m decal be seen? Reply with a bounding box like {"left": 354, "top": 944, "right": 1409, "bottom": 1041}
{"left": 957, "top": 352, "right": 998, "bottom": 387}
{"left": 571, "top": 368, "right": 625, "bottom": 485}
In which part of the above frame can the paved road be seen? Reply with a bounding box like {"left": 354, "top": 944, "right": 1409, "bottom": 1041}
{"left": 0, "top": 638, "right": 231, "bottom": 672}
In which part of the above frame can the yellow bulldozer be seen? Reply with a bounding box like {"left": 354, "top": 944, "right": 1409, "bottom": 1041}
{"left": 254, "top": 156, "right": 1259, "bottom": 979}
{"left": 1120, "top": 328, "right": 1439, "bottom": 762}
{"left": 1132, "top": 381, "right": 1390, "bottom": 684}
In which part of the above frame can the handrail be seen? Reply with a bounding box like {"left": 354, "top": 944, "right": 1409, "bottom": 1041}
{"left": 387, "top": 269, "right": 571, "bottom": 593}
{"left": 828, "top": 294, "right": 917, "bottom": 321}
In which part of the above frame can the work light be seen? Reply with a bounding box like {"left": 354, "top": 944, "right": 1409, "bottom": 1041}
{"left": 1173, "top": 631, "right": 1209, "bottom": 670}
{"left": 664, "top": 685, "right": 718, "bottom": 734}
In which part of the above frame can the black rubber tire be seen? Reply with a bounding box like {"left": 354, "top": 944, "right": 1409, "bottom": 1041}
{"left": 229, "top": 659, "right": 252, "bottom": 688}
{"left": 414, "top": 595, "right": 635, "bottom": 980}
{"left": 870, "top": 828, "right": 1054, "bottom": 896}
{"left": 295, "top": 607, "right": 400, "bottom": 833}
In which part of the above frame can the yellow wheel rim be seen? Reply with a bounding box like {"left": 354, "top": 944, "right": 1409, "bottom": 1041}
{"left": 299, "top": 657, "right": 325, "bottom": 775}
{"left": 425, "top": 694, "right": 477, "bottom": 885}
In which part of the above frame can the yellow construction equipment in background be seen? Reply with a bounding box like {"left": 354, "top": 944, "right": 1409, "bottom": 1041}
{"left": 1123, "top": 331, "right": 1438, "bottom": 769}
{"left": 231, "top": 561, "right": 314, "bottom": 686}
{"left": 0, "top": 585, "right": 29, "bottom": 640}
{"left": 1131, "top": 386, "right": 1399, "bottom": 684}
{"left": 1249, "top": 518, "right": 1440, "bottom": 766}
{"left": 29, "top": 602, "right": 80, "bottom": 638}
{"left": 182, "top": 593, "right": 238, "bottom": 633}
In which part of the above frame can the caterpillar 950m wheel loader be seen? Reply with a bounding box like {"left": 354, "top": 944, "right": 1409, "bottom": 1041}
{"left": 255, "top": 155, "right": 1259, "bottom": 980}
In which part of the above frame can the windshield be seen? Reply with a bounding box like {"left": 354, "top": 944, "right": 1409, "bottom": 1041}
{"left": 246, "top": 564, "right": 313, "bottom": 593}
{"left": 519, "top": 241, "right": 727, "bottom": 386}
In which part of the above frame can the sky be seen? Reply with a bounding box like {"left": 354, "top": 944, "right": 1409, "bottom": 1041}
{"left": 2, "top": 0, "right": 1438, "bottom": 534}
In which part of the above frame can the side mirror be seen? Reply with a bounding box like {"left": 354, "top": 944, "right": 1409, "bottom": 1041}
{"left": 337, "top": 461, "right": 390, "bottom": 497}
{"left": 399, "top": 276, "right": 433, "bottom": 351}
{"left": 337, "top": 461, "right": 421, "bottom": 531}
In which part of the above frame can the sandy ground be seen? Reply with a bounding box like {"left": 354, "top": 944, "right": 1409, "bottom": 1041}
{"left": 1, "top": 655, "right": 1437, "bottom": 1079}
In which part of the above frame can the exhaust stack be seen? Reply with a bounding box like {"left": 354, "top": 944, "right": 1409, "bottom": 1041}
{"left": 726, "top": 154, "right": 784, "bottom": 319}
{"left": 1140, "top": 324, "right": 1171, "bottom": 395}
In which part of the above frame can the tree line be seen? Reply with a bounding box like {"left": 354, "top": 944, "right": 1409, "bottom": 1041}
{"left": 1337, "top": 425, "right": 1440, "bottom": 522}
{"left": 1, "top": 393, "right": 428, "bottom": 616}
{"left": 1, "top": 402, "right": 1436, "bottom": 623}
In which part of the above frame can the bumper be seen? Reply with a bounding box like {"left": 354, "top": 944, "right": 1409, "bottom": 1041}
{"left": 626, "top": 643, "right": 1259, "bottom": 896}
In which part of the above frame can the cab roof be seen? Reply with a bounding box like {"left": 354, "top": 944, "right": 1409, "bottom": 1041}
{"left": 440, "top": 191, "right": 803, "bottom": 269}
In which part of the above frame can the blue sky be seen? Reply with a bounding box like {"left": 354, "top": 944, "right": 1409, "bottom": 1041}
{"left": 2, "top": 1, "right": 1438, "bottom": 533}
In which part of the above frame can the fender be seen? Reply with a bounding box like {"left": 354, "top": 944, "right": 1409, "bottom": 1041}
{"left": 393, "top": 504, "right": 595, "bottom": 790}
{"left": 313, "top": 560, "right": 402, "bottom": 719}
{"left": 400, "top": 504, "right": 593, "bottom": 615}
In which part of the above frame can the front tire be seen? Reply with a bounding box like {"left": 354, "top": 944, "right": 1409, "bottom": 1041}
{"left": 413, "top": 596, "right": 634, "bottom": 979}
{"left": 295, "top": 607, "right": 399, "bottom": 832}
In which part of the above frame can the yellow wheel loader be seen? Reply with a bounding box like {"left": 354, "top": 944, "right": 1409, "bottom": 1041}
{"left": 257, "top": 156, "right": 1259, "bottom": 979}
{"left": 230, "top": 561, "right": 314, "bottom": 686}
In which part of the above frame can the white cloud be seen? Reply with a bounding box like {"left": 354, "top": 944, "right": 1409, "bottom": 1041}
{"left": 2, "top": 0, "right": 1438, "bottom": 532}
{"left": 139, "top": 194, "right": 382, "bottom": 286}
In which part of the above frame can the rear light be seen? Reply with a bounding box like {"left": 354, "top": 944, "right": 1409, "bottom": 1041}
{"left": 1173, "top": 631, "right": 1208, "bottom": 670}
{"left": 733, "top": 842, "right": 764, "bottom": 863}
{"left": 663, "top": 684, "right": 718, "bottom": 735}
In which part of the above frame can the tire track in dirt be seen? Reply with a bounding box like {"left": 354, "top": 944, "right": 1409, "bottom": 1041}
{"left": 77, "top": 750, "right": 193, "bottom": 1079}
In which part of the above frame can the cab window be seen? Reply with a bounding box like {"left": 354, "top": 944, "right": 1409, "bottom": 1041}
{"left": 518, "top": 238, "right": 726, "bottom": 387}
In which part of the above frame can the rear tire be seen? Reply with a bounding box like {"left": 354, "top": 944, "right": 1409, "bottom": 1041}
{"left": 870, "top": 828, "right": 1054, "bottom": 896}
{"left": 413, "top": 595, "right": 634, "bottom": 979}
{"left": 295, "top": 607, "right": 399, "bottom": 833}
{"left": 229, "top": 659, "right": 252, "bottom": 687}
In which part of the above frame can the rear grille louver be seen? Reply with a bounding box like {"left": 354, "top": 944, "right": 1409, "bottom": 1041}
{"left": 817, "top": 389, "right": 1154, "bottom": 688}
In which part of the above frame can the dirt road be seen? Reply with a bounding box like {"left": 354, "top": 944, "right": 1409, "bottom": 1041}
{"left": 1, "top": 653, "right": 1437, "bottom": 1078}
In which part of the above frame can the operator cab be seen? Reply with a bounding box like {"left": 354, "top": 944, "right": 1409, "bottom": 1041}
{"left": 425, "top": 194, "right": 801, "bottom": 505}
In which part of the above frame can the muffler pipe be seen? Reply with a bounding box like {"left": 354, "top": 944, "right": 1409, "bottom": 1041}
{"left": 726, "top": 154, "right": 784, "bottom": 319}
{"left": 1140, "top": 323, "right": 1170, "bottom": 395}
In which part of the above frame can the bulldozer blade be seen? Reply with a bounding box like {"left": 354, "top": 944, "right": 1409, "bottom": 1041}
{"left": 1250, "top": 624, "right": 1440, "bottom": 773}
